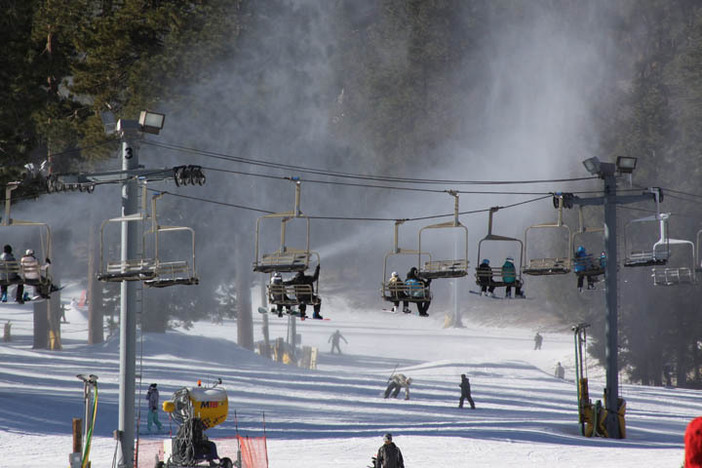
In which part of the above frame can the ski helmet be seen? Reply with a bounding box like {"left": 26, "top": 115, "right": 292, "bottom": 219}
{"left": 383, "top": 433, "right": 393, "bottom": 442}
{"left": 576, "top": 246, "right": 585, "bottom": 254}
{"left": 482, "top": 259, "right": 489, "bottom": 265}
{"left": 25, "top": 249, "right": 34, "bottom": 256}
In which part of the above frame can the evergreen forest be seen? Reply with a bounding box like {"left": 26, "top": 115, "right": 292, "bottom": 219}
{"left": 2, "top": 0, "right": 702, "bottom": 389}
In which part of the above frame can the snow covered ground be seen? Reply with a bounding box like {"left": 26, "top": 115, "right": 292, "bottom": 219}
{"left": 0, "top": 288, "right": 696, "bottom": 467}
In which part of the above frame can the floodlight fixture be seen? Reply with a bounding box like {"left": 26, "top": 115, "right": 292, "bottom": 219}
{"left": 616, "top": 156, "right": 637, "bottom": 174}
{"left": 138, "top": 111, "right": 166, "bottom": 135}
{"left": 582, "top": 157, "right": 601, "bottom": 175}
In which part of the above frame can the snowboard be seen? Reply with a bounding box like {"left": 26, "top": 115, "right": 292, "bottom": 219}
{"left": 469, "top": 290, "right": 503, "bottom": 299}
{"left": 257, "top": 306, "right": 329, "bottom": 320}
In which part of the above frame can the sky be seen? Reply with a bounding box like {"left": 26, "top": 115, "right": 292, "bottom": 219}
{"left": 0, "top": 283, "right": 695, "bottom": 467}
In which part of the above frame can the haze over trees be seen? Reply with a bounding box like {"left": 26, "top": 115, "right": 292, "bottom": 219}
{"left": 2, "top": 0, "right": 701, "bottom": 388}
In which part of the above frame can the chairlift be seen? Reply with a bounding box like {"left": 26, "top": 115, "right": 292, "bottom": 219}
{"left": 381, "top": 221, "right": 432, "bottom": 304}
{"left": 417, "top": 191, "right": 469, "bottom": 280}
{"left": 0, "top": 183, "right": 54, "bottom": 293}
{"left": 523, "top": 195, "right": 572, "bottom": 275}
{"left": 572, "top": 205, "right": 605, "bottom": 279}
{"left": 142, "top": 192, "right": 199, "bottom": 288}
{"left": 253, "top": 180, "right": 313, "bottom": 274}
{"left": 474, "top": 207, "right": 524, "bottom": 289}
{"left": 623, "top": 188, "right": 669, "bottom": 267}
{"left": 97, "top": 185, "right": 155, "bottom": 282}
{"left": 253, "top": 180, "right": 324, "bottom": 311}
{"left": 651, "top": 238, "right": 695, "bottom": 286}
{"left": 623, "top": 214, "right": 670, "bottom": 267}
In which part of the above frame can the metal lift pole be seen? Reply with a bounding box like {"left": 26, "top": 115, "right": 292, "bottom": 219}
{"left": 117, "top": 120, "right": 140, "bottom": 467}
{"left": 602, "top": 171, "right": 620, "bottom": 439}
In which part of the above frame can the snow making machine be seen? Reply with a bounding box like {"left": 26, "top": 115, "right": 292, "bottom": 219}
{"left": 158, "top": 381, "right": 233, "bottom": 468}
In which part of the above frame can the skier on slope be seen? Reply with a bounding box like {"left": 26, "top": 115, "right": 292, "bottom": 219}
{"left": 384, "top": 373, "right": 412, "bottom": 400}
{"left": 328, "top": 329, "right": 348, "bottom": 354}
{"left": 145, "top": 383, "right": 163, "bottom": 432}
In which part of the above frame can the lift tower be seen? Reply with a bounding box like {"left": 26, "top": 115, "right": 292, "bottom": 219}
{"left": 578, "top": 156, "right": 657, "bottom": 439}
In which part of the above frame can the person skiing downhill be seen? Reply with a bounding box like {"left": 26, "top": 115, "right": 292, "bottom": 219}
{"left": 328, "top": 329, "right": 348, "bottom": 354}
{"left": 384, "top": 373, "right": 412, "bottom": 400}
{"left": 375, "top": 433, "right": 404, "bottom": 468}
{"left": 146, "top": 383, "right": 163, "bottom": 432}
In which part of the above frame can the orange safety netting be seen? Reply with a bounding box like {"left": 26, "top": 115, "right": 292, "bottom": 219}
{"left": 237, "top": 435, "right": 269, "bottom": 468}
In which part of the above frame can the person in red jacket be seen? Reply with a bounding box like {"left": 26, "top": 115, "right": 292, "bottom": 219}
{"left": 685, "top": 417, "right": 702, "bottom": 468}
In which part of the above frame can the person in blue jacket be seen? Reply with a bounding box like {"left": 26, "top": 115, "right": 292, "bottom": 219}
{"left": 501, "top": 256, "right": 524, "bottom": 298}
{"left": 574, "top": 246, "right": 596, "bottom": 292}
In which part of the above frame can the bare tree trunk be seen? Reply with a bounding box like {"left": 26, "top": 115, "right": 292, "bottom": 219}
{"left": 88, "top": 224, "right": 103, "bottom": 344}
{"left": 33, "top": 299, "right": 49, "bottom": 349}
{"left": 236, "top": 239, "right": 253, "bottom": 350}
{"left": 48, "top": 293, "right": 62, "bottom": 350}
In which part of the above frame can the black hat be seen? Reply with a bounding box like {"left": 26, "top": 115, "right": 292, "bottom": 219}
{"left": 150, "top": 383, "right": 157, "bottom": 388}
{"left": 383, "top": 433, "right": 392, "bottom": 442}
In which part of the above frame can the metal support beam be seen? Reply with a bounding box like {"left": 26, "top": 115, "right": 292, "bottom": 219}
{"left": 602, "top": 171, "right": 619, "bottom": 438}
{"left": 573, "top": 169, "right": 659, "bottom": 439}
{"left": 118, "top": 124, "right": 139, "bottom": 467}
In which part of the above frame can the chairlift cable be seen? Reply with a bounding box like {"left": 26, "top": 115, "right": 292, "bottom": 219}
{"left": 144, "top": 140, "right": 600, "bottom": 186}
{"left": 156, "top": 190, "right": 550, "bottom": 223}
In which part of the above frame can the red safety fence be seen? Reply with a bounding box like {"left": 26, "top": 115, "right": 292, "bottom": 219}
{"left": 238, "top": 435, "right": 269, "bottom": 468}
{"left": 136, "top": 437, "right": 244, "bottom": 467}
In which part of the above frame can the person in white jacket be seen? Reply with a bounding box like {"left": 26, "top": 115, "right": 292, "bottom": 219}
{"left": 20, "top": 249, "right": 51, "bottom": 298}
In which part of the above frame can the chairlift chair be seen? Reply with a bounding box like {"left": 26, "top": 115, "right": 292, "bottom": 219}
{"left": 142, "top": 193, "right": 199, "bottom": 288}
{"left": 97, "top": 184, "right": 156, "bottom": 282}
{"left": 97, "top": 213, "right": 157, "bottom": 282}
{"left": 623, "top": 213, "right": 670, "bottom": 267}
{"left": 381, "top": 221, "right": 432, "bottom": 304}
{"left": 474, "top": 207, "right": 525, "bottom": 289}
{"left": 0, "top": 183, "right": 54, "bottom": 292}
{"left": 523, "top": 195, "right": 572, "bottom": 275}
{"left": 651, "top": 238, "right": 696, "bottom": 286}
{"left": 253, "top": 181, "right": 313, "bottom": 274}
{"left": 417, "top": 191, "right": 469, "bottom": 280}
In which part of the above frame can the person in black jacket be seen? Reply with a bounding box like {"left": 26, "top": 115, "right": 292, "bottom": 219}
{"left": 477, "top": 259, "right": 495, "bottom": 296}
{"left": 376, "top": 433, "right": 404, "bottom": 468}
{"left": 459, "top": 374, "right": 476, "bottom": 409}
{"left": 284, "top": 264, "right": 322, "bottom": 319}
{"left": 0, "top": 245, "right": 23, "bottom": 304}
